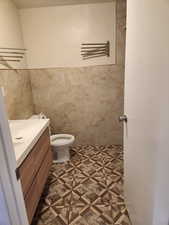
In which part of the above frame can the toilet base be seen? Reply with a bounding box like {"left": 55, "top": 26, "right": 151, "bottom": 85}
{"left": 53, "top": 146, "right": 70, "bottom": 163}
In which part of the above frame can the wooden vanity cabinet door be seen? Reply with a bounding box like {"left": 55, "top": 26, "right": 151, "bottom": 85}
{"left": 18, "top": 127, "right": 53, "bottom": 224}
{"left": 24, "top": 176, "right": 38, "bottom": 223}
{"left": 37, "top": 148, "right": 52, "bottom": 197}
{"left": 25, "top": 149, "right": 52, "bottom": 224}
{"left": 19, "top": 128, "right": 50, "bottom": 196}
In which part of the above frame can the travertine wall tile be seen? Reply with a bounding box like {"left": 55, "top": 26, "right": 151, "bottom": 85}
{"left": 116, "top": 0, "right": 127, "bottom": 65}
{"left": 0, "top": 69, "right": 34, "bottom": 119}
{"left": 29, "top": 65, "right": 124, "bottom": 145}
{"left": 0, "top": 0, "right": 126, "bottom": 145}
{"left": 29, "top": 0, "right": 126, "bottom": 145}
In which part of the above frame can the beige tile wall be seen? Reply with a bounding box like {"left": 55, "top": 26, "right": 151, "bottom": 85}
{"left": 0, "top": 0, "right": 126, "bottom": 145}
{"left": 29, "top": 0, "right": 126, "bottom": 145}
{"left": 30, "top": 64, "right": 124, "bottom": 145}
{"left": 0, "top": 69, "right": 34, "bottom": 119}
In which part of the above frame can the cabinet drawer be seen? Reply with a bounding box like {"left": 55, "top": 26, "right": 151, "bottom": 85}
{"left": 19, "top": 128, "right": 50, "bottom": 196}
{"left": 24, "top": 174, "right": 38, "bottom": 224}
{"left": 37, "top": 148, "right": 52, "bottom": 197}
{"left": 25, "top": 149, "right": 52, "bottom": 224}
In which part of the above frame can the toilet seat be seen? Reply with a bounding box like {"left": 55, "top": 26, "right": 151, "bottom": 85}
{"left": 50, "top": 134, "right": 75, "bottom": 147}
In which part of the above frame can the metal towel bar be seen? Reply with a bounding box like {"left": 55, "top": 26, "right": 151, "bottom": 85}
{"left": 81, "top": 41, "right": 110, "bottom": 60}
{"left": 0, "top": 47, "right": 27, "bottom": 63}
{"left": 0, "top": 47, "right": 26, "bottom": 51}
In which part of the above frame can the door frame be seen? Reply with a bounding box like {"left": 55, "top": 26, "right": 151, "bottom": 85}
{"left": 0, "top": 88, "right": 29, "bottom": 225}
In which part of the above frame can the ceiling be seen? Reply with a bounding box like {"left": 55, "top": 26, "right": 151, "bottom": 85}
{"left": 13, "top": 0, "right": 114, "bottom": 9}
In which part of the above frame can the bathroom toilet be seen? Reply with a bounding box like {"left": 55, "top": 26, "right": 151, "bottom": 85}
{"left": 29, "top": 114, "right": 75, "bottom": 163}
{"left": 50, "top": 134, "right": 75, "bottom": 163}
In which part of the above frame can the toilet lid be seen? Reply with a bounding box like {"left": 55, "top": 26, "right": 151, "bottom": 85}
{"left": 51, "top": 134, "right": 75, "bottom": 146}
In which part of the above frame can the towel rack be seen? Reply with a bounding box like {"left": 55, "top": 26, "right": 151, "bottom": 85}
{"left": 81, "top": 41, "right": 110, "bottom": 60}
{"left": 0, "top": 47, "right": 27, "bottom": 62}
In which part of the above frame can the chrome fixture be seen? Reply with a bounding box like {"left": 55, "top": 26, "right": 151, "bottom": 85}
{"left": 0, "top": 47, "right": 27, "bottom": 63}
{"left": 119, "top": 115, "right": 128, "bottom": 122}
{"left": 81, "top": 41, "right": 110, "bottom": 60}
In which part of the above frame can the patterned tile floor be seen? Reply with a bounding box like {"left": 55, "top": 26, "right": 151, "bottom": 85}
{"left": 32, "top": 145, "right": 131, "bottom": 225}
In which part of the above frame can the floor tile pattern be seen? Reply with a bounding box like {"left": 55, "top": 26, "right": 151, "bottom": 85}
{"left": 32, "top": 145, "right": 131, "bottom": 225}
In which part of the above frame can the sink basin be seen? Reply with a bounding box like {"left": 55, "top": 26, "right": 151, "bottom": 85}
{"left": 9, "top": 121, "right": 25, "bottom": 144}
{"left": 8, "top": 119, "right": 50, "bottom": 166}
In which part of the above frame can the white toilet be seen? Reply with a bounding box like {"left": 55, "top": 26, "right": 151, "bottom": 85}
{"left": 50, "top": 134, "right": 75, "bottom": 163}
{"left": 29, "top": 114, "right": 75, "bottom": 163}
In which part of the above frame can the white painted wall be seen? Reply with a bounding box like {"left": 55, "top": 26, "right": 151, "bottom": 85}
{"left": 0, "top": 0, "right": 27, "bottom": 69}
{"left": 124, "top": 0, "right": 169, "bottom": 225}
{"left": 20, "top": 2, "right": 116, "bottom": 68}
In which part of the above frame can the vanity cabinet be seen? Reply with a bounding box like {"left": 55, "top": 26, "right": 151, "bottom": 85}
{"left": 18, "top": 128, "right": 52, "bottom": 224}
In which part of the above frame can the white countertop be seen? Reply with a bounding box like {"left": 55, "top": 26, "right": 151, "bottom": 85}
{"left": 9, "top": 119, "right": 50, "bottom": 167}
